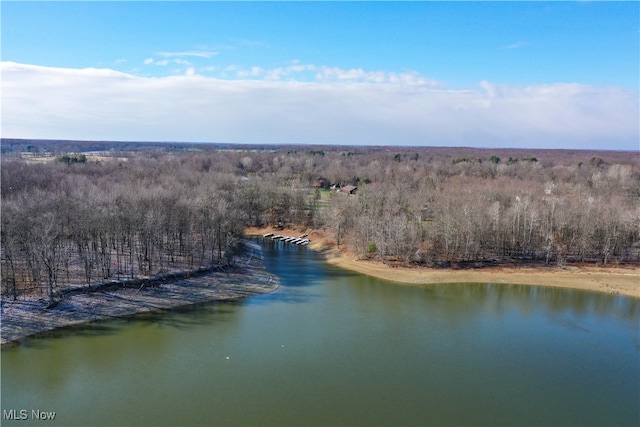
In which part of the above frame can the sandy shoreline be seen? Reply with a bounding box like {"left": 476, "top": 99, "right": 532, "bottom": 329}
{"left": 1, "top": 241, "right": 279, "bottom": 346}
{"left": 246, "top": 226, "right": 640, "bottom": 299}
{"left": 3, "top": 230, "right": 637, "bottom": 345}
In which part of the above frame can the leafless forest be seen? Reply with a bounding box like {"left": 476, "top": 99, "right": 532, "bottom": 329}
{"left": 2, "top": 139, "right": 639, "bottom": 302}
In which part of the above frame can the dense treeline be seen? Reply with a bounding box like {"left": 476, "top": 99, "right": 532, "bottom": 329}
{"left": 2, "top": 144, "right": 639, "bottom": 301}
{"left": 330, "top": 159, "right": 639, "bottom": 267}
{"left": 0, "top": 154, "right": 310, "bottom": 302}
{"left": 304, "top": 149, "right": 639, "bottom": 267}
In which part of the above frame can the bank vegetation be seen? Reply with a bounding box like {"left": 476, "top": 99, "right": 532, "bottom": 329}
{"left": 2, "top": 140, "right": 639, "bottom": 303}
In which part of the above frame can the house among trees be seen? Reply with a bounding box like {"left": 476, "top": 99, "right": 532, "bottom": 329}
{"left": 420, "top": 207, "right": 434, "bottom": 222}
{"left": 311, "top": 178, "right": 330, "bottom": 189}
{"left": 338, "top": 185, "right": 357, "bottom": 195}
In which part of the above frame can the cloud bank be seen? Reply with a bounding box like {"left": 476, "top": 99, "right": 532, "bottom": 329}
{"left": 1, "top": 62, "right": 638, "bottom": 149}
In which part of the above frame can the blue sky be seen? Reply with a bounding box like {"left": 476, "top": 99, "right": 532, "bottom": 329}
{"left": 2, "top": 1, "right": 638, "bottom": 149}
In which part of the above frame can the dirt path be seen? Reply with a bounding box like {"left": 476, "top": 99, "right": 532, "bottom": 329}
{"left": 247, "top": 226, "right": 639, "bottom": 298}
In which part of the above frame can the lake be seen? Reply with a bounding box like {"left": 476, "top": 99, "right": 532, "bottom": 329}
{"left": 2, "top": 238, "right": 639, "bottom": 426}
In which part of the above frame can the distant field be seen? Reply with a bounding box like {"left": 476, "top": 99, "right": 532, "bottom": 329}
{"left": 11, "top": 151, "right": 129, "bottom": 164}
{"left": 2, "top": 138, "right": 638, "bottom": 167}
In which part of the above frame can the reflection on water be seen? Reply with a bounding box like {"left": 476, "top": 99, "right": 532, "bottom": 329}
{"left": 2, "top": 239, "right": 638, "bottom": 427}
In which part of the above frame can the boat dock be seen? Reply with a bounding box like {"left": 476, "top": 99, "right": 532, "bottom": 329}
{"left": 262, "top": 232, "right": 310, "bottom": 246}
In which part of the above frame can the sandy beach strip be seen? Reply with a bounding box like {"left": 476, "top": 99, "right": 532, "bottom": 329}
{"left": 246, "top": 227, "right": 639, "bottom": 299}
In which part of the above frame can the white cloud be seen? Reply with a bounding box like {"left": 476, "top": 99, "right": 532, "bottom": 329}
{"left": 223, "top": 63, "right": 442, "bottom": 87}
{"left": 173, "top": 59, "right": 192, "bottom": 66}
{"left": 157, "top": 50, "right": 218, "bottom": 58}
{"left": 1, "top": 61, "right": 638, "bottom": 150}
{"left": 144, "top": 58, "right": 191, "bottom": 67}
{"left": 501, "top": 41, "right": 528, "bottom": 50}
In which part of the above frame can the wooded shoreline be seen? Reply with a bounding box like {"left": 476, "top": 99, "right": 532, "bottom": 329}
{"left": 3, "top": 143, "right": 639, "bottom": 302}
{"left": 0, "top": 241, "right": 279, "bottom": 346}
{"left": 2, "top": 228, "right": 637, "bottom": 346}
{"left": 2, "top": 143, "right": 639, "bottom": 345}
{"left": 247, "top": 227, "right": 640, "bottom": 299}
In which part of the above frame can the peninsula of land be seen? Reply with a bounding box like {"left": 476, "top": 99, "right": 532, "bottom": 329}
{"left": 247, "top": 227, "right": 639, "bottom": 299}
{"left": 0, "top": 241, "right": 279, "bottom": 346}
